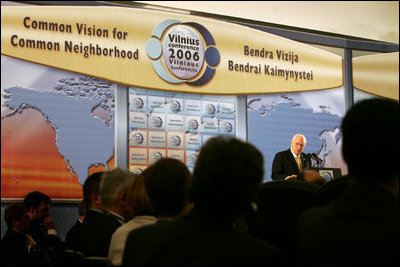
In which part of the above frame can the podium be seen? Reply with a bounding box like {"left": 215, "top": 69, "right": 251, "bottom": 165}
{"left": 310, "top": 167, "right": 342, "bottom": 181}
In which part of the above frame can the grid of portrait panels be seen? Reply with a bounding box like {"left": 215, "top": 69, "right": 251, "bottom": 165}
{"left": 128, "top": 87, "right": 237, "bottom": 174}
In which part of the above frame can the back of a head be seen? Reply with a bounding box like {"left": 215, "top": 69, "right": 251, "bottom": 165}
{"left": 341, "top": 98, "right": 399, "bottom": 182}
{"left": 298, "top": 170, "right": 326, "bottom": 186}
{"left": 100, "top": 168, "right": 135, "bottom": 208}
{"left": 127, "top": 174, "right": 153, "bottom": 215}
{"left": 5, "top": 203, "right": 28, "bottom": 229}
{"left": 191, "top": 136, "right": 264, "bottom": 220}
{"left": 83, "top": 172, "right": 104, "bottom": 209}
{"left": 143, "top": 158, "right": 191, "bottom": 218}
{"left": 23, "top": 191, "right": 51, "bottom": 209}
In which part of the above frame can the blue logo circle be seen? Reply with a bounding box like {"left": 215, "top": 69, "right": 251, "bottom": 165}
{"left": 146, "top": 19, "right": 220, "bottom": 86}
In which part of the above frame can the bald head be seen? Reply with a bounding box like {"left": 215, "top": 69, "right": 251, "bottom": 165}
{"left": 291, "top": 134, "right": 306, "bottom": 156}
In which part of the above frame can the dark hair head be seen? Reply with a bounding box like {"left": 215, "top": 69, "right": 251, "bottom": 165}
{"left": 5, "top": 203, "right": 28, "bottom": 229}
{"left": 191, "top": 136, "right": 264, "bottom": 221}
{"left": 143, "top": 158, "right": 191, "bottom": 217}
{"left": 23, "top": 191, "right": 51, "bottom": 209}
{"left": 127, "top": 174, "right": 153, "bottom": 215}
{"left": 83, "top": 172, "right": 104, "bottom": 208}
{"left": 341, "top": 98, "right": 399, "bottom": 182}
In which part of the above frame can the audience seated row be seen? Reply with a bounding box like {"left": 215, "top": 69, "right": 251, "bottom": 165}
{"left": 122, "top": 136, "right": 289, "bottom": 265}
{"left": 1, "top": 191, "right": 65, "bottom": 266}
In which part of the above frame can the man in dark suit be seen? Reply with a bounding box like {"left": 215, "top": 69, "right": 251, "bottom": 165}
{"left": 297, "top": 98, "right": 399, "bottom": 266}
{"left": 271, "top": 134, "right": 311, "bottom": 180}
{"left": 63, "top": 199, "right": 85, "bottom": 250}
{"left": 78, "top": 168, "right": 134, "bottom": 257}
{"left": 123, "top": 136, "right": 289, "bottom": 266}
{"left": 65, "top": 172, "right": 104, "bottom": 251}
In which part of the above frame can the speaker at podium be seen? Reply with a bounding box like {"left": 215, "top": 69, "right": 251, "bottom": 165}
{"left": 310, "top": 167, "right": 342, "bottom": 182}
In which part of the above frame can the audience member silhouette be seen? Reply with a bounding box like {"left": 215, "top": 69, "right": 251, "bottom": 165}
{"left": 23, "top": 191, "right": 63, "bottom": 265}
{"left": 78, "top": 168, "right": 134, "bottom": 257}
{"left": 123, "top": 136, "right": 288, "bottom": 266}
{"left": 1, "top": 203, "right": 48, "bottom": 266}
{"left": 297, "top": 98, "right": 399, "bottom": 266}
{"left": 108, "top": 173, "right": 156, "bottom": 266}
{"left": 65, "top": 172, "right": 104, "bottom": 251}
{"left": 143, "top": 158, "right": 192, "bottom": 221}
{"left": 63, "top": 199, "right": 86, "bottom": 250}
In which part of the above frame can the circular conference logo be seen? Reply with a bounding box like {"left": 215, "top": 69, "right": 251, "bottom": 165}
{"left": 146, "top": 19, "right": 220, "bottom": 86}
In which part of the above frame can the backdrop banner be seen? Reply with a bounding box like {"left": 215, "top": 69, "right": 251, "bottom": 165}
{"left": 352, "top": 52, "right": 399, "bottom": 100}
{"left": 2, "top": 6, "right": 343, "bottom": 95}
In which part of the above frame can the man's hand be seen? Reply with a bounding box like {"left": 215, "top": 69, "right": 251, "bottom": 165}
{"left": 285, "top": 174, "right": 298, "bottom": 180}
{"left": 43, "top": 216, "right": 56, "bottom": 230}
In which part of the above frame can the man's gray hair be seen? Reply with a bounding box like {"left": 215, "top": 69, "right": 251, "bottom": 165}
{"left": 292, "top": 134, "right": 307, "bottom": 145}
{"left": 100, "top": 167, "right": 134, "bottom": 207}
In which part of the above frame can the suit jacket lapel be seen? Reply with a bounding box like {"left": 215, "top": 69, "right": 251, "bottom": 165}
{"left": 287, "top": 149, "right": 300, "bottom": 172}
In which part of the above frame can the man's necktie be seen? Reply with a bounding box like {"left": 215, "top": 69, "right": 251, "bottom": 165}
{"left": 296, "top": 156, "right": 302, "bottom": 171}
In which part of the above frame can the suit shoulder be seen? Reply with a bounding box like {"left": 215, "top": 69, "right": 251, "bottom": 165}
{"left": 275, "top": 149, "right": 290, "bottom": 158}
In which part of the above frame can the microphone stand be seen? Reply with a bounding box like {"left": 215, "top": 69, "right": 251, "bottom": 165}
{"left": 307, "top": 153, "right": 322, "bottom": 167}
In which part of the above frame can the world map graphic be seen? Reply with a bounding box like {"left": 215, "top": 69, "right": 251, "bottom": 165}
{"left": 1, "top": 56, "right": 115, "bottom": 198}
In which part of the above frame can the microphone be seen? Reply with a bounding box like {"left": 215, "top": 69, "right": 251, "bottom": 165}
{"left": 305, "top": 153, "right": 322, "bottom": 163}
{"left": 311, "top": 153, "right": 323, "bottom": 163}
{"left": 305, "top": 153, "right": 313, "bottom": 159}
